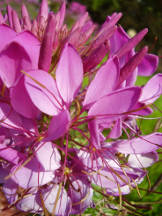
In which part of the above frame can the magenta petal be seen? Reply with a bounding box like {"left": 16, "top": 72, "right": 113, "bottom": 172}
{"left": 38, "top": 13, "right": 56, "bottom": 71}
{"left": 138, "top": 53, "right": 159, "bottom": 76}
{"left": 132, "top": 102, "right": 153, "bottom": 116}
{"left": 13, "top": 31, "right": 40, "bottom": 68}
{"left": 25, "top": 69, "right": 63, "bottom": 115}
{"left": 0, "top": 25, "right": 16, "bottom": 51}
{"left": 46, "top": 110, "right": 70, "bottom": 141}
{"left": 56, "top": 43, "right": 83, "bottom": 105}
{"left": 88, "top": 120, "right": 101, "bottom": 149}
{"left": 114, "top": 133, "right": 162, "bottom": 154}
{"left": 110, "top": 26, "right": 129, "bottom": 56}
{"left": 83, "top": 57, "right": 120, "bottom": 107}
{"left": 119, "top": 46, "right": 148, "bottom": 85}
{"left": 108, "top": 118, "right": 122, "bottom": 138}
{"left": 116, "top": 28, "right": 148, "bottom": 58}
{"left": 10, "top": 77, "right": 39, "bottom": 119}
{"left": 0, "top": 144, "right": 24, "bottom": 165}
{"left": 0, "top": 42, "right": 32, "bottom": 88}
{"left": 88, "top": 87, "right": 141, "bottom": 118}
{"left": 140, "top": 73, "right": 162, "bottom": 104}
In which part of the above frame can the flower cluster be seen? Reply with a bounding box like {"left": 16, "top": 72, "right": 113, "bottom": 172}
{"left": 0, "top": 0, "right": 161, "bottom": 215}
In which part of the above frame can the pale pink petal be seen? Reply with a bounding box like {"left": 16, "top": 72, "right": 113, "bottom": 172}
{"left": 107, "top": 185, "right": 130, "bottom": 196}
{"left": 37, "top": 185, "right": 71, "bottom": 215}
{"left": 140, "top": 73, "right": 162, "bottom": 104}
{"left": 11, "top": 160, "right": 54, "bottom": 188}
{"left": 114, "top": 133, "right": 162, "bottom": 154}
{"left": 128, "top": 151, "right": 158, "bottom": 168}
{"left": 17, "top": 193, "right": 42, "bottom": 213}
{"left": 0, "top": 102, "right": 22, "bottom": 129}
{"left": 36, "top": 141, "right": 61, "bottom": 171}
{"left": 56, "top": 43, "right": 83, "bottom": 104}
{"left": 92, "top": 167, "right": 139, "bottom": 189}
{"left": 25, "top": 69, "right": 63, "bottom": 115}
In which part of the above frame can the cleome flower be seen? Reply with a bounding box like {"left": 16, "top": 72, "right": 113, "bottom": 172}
{"left": 0, "top": 0, "right": 161, "bottom": 215}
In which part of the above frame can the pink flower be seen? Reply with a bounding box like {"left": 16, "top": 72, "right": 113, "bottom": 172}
{"left": 0, "top": 0, "right": 161, "bottom": 215}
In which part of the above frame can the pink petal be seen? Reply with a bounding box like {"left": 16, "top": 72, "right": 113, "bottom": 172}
{"left": 92, "top": 167, "right": 139, "bottom": 189}
{"left": 119, "top": 46, "right": 148, "bottom": 85}
{"left": 36, "top": 141, "right": 61, "bottom": 171}
{"left": 46, "top": 110, "right": 70, "bottom": 141}
{"left": 0, "top": 25, "right": 16, "bottom": 51}
{"left": 88, "top": 87, "right": 141, "bottom": 118}
{"left": 56, "top": 43, "right": 83, "bottom": 105}
{"left": 10, "top": 77, "right": 39, "bottom": 119}
{"left": 21, "top": 4, "right": 32, "bottom": 30}
{"left": 11, "top": 160, "right": 54, "bottom": 188}
{"left": 131, "top": 102, "right": 153, "bottom": 116}
{"left": 138, "top": 53, "right": 159, "bottom": 76}
{"left": 0, "top": 144, "right": 24, "bottom": 165}
{"left": 110, "top": 26, "right": 129, "bottom": 56}
{"left": 37, "top": 0, "right": 49, "bottom": 22}
{"left": 0, "top": 102, "right": 22, "bottom": 129}
{"left": 55, "top": 1, "right": 66, "bottom": 30}
{"left": 13, "top": 31, "right": 40, "bottom": 68}
{"left": 128, "top": 151, "right": 158, "bottom": 168}
{"left": 140, "top": 73, "right": 162, "bottom": 104}
{"left": 83, "top": 57, "right": 120, "bottom": 107}
{"left": 25, "top": 69, "right": 63, "bottom": 115}
{"left": 114, "top": 133, "right": 162, "bottom": 154}
{"left": 107, "top": 185, "right": 130, "bottom": 196}
{"left": 17, "top": 193, "right": 42, "bottom": 213}
{"left": 70, "top": 180, "right": 93, "bottom": 215}
{"left": 108, "top": 118, "right": 122, "bottom": 138}
{"left": 37, "top": 185, "right": 71, "bottom": 215}
{"left": 0, "top": 42, "right": 32, "bottom": 87}
{"left": 38, "top": 13, "right": 56, "bottom": 71}
{"left": 12, "top": 10, "right": 22, "bottom": 33}
{"left": 116, "top": 28, "right": 148, "bottom": 58}
{"left": 2, "top": 179, "right": 18, "bottom": 204}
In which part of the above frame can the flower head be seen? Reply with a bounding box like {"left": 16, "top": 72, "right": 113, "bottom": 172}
{"left": 0, "top": 0, "right": 161, "bottom": 215}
